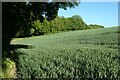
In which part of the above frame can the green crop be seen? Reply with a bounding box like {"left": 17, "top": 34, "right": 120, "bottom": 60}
{"left": 11, "top": 27, "right": 119, "bottom": 78}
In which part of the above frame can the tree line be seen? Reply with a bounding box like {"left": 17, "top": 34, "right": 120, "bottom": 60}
{"left": 15, "top": 15, "right": 104, "bottom": 38}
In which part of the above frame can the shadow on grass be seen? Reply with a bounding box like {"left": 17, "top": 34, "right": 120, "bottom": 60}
{"left": 3, "top": 44, "right": 35, "bottom": 60}
{"left": 7, "top": 44, "right": 35, "bottom": 61}
{"left": 10, "top": 44, "right": 35, "bottom": 51}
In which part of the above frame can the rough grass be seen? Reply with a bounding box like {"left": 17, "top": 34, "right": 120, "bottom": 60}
{"left": 11, "top": 27, "right": 119, "bottom": 78}
{"left": 2, "top": 58, "right": 16, "bottom": 78}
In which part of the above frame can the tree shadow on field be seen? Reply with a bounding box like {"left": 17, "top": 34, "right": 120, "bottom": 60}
{"left": 8, "top": 44, "right": 35, "bottom": 60}
{"left": 10, "top": 44, "right": 35, "bottom": 51}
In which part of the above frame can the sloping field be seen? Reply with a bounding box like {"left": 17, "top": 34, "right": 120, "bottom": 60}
{"left": 11, "top": 27, "right": 119, "bottom": 78}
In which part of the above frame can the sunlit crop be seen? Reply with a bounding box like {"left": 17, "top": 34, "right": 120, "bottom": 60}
{"left": 11, "top": 27, "right": 119, "bottom": 78}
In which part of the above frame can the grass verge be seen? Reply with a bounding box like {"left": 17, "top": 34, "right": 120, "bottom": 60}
{"left": 2, "top": 57, "right": 16, "bottom": 78}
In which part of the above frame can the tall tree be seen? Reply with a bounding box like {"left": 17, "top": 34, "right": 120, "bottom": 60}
{"left": 2, "top": 2, "right": 79, "bottom": 55}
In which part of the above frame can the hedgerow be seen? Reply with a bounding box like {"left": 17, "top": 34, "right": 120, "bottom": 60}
{"left": 15, "top": 15, "right": 104, "bottom": 37}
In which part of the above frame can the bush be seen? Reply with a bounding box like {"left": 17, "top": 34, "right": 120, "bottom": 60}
{"left": 89, "top": 24, "right": 104, "bottom": 29}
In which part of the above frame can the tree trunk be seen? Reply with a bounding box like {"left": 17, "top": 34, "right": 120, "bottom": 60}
{"left": 2, "top": 33, "right": 11, "bottom": 57}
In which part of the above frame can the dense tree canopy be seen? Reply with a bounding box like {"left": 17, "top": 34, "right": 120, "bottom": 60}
{"left": 15, "top": 15, "right": 104, "bottom": 38}
{"left": 15, "top": 15, "right": 86, "bottom": 37}
{"left": 2, "top": 2, "right": 79, "bottom": 55}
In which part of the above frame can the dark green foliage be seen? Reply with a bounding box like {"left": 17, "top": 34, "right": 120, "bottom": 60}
{"left": 15, "top": 15, "right": 104, "bottom": 37}
{"left": 71, "top": 15, "right": 83, "bottom": 20}
{"left": 2, "top": 2, "right": 79, "bottom": 55}
{"left": 89, "top": 24, "right": 104, "bottom": 29}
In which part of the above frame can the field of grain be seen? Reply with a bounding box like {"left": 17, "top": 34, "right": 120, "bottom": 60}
{"left": 11, "top": 27, "right": 119, "bottom": 78}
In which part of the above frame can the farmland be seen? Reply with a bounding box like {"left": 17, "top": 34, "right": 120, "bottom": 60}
{"left": 11, "top": 27, "right": 119, "bottom": 78}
